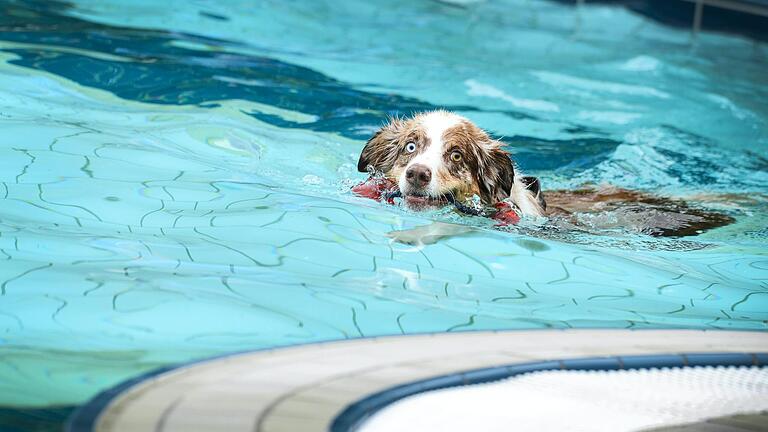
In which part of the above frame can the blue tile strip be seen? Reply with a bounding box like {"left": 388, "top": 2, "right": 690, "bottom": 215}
{"left": 330, "top": 352, "right": 768, "bottom": 432}
{"left": 65, "top": 365, "right": 178, "bottom": 432}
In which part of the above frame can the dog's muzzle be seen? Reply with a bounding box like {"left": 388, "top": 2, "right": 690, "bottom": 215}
{"left": 404, "top": 164, "right": 431, "bottom": 191}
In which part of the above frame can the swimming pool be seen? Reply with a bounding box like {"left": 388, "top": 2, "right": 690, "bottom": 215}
{"left": 0, "top": 0, "right": 766, "bottom": 421}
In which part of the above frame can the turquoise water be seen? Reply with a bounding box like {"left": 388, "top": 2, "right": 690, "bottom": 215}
{"left": 0, "top": 0, "right": 766, "bottom": 411}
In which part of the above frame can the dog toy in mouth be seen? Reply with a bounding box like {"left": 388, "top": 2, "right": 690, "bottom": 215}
{"left": 350, "top": 177, "right": 399, "bottom": 203}
{"left": 490, "top": 201, "right": 521, "bottom": 226}
{"left": 351, "top": 177, "right": 520, "bottom": 226}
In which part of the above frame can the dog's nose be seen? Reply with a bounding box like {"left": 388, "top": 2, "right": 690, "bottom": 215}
{"left": 405, "top": 164, "right": 431, "bottom": 188}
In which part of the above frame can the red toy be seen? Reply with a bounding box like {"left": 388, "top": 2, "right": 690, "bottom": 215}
{"left": 352, "top": 177, "right": 520, "bottom": 226}
{"left": 351, "top": 177, "right": 398, "bottom": 204}
{"left": 491, "top": 201, "right": 521, "bottom": 226}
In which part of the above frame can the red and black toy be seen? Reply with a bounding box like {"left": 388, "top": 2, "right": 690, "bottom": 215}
{"left": 352, "top": 177, "right": 519, "bottom": 226}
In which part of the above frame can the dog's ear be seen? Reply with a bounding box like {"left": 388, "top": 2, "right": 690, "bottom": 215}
{"left": 357, "top": 120, "right": 404, "bottom": 173}
{"left": 478, "top": 146, "right": 515, "bottom": 203}
{"left": 520, "top": 176, "right": 540, "bottom": 196}
{"left": 520, "top": 176, "right": 547, "bottom": 211}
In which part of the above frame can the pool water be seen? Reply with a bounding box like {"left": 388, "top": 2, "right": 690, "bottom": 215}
{"left": 0, "top": 0, "right": 766, "bottom": 413}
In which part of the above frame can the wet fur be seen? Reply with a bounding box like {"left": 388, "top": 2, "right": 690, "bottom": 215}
{"left": 358, "top": 111, "right": 733, "bottom": 238}
{"left": 358, "top": 111, "right": 545, "bottom": 215}
{"left": 546, "top": 186, "right": 735, "bottom": 237}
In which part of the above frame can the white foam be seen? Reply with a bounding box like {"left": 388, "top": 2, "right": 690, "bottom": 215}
{"left": 533, "top": 71, "right": 670, "bottom": 99}
{"left": 620, "top": 56, "right": 661, "bottom": 72}
{"left": 360, "top": 366, "right": 768, "bottom": 432}
{"left": 465, "top": 79, "right": 560, "bottom": 112}
{"left": 302, "top": 174, "right": 324, "bottom": 185}
{"left": 576, "top": 110, "right": 641, "bottom": 125}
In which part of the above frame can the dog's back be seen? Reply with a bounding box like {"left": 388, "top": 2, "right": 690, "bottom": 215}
{"left": 543, "top": 186, "right": 734, "bottom": 237}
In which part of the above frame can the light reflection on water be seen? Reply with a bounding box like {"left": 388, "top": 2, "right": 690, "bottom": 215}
{"left": 0, "top": 0, "right": 766, "bottom": 410}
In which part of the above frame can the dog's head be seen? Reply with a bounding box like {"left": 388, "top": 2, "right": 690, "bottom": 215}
{"left": 357, "top": 110, "right": 545, "bottom": 215}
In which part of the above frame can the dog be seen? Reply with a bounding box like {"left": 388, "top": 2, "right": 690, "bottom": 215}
{"left": 355, "top": 110, "right": 733, "bottom": 241}
{"left": 357, "top": 110, "right": 545, "bottom": 217}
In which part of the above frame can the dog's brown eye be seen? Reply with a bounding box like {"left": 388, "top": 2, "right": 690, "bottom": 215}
{"left": 405, "top": 142, "right": 417, "bottom": 153}
{"left": 450, "top": 151, "right": 462, "bottom": 162}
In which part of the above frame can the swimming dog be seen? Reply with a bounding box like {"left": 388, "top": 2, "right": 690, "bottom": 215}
{"left": 355, "top": 110, "right": 733, "bottom": 239}
{"left": 356, "top": 110, "right": 544, "bottom": 221}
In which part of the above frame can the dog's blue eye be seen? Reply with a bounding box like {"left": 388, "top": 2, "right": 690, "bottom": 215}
{"left": 405, "top": 142, "right": 416, "bottom": 153}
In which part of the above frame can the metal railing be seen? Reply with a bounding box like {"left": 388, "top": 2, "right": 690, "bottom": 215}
{"left": 578, "top": 0, "right": 768, "bottom": 37}
{"left": 681, "top": 0, "right": 768, "bottom": 35}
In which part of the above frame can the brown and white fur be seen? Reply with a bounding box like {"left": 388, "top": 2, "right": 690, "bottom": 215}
{"left": 358, "top": 110, "right": 545, "bottom": 215}
{"left": 358, "top": 110, "right": 735, "bottom": 242}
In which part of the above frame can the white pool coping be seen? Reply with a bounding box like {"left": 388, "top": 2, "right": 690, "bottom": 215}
{"left": 66, "top": 330, "right": 768, "bottom": 432}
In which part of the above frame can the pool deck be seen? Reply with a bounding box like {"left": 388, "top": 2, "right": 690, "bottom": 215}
{"left": 67, "top": 329, "right": 768, "bottom": 432}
